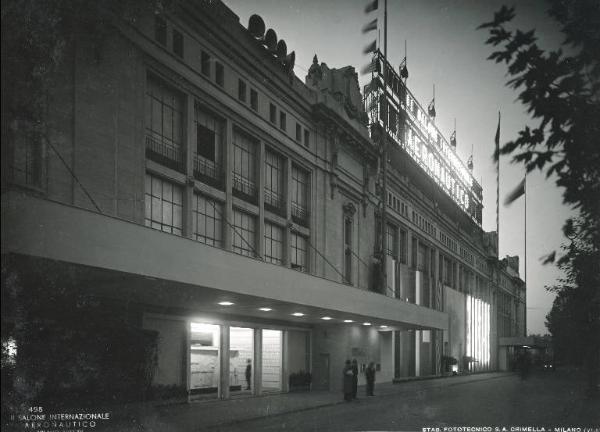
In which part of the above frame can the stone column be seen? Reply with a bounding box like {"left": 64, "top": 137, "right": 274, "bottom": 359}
{"left": 282, "top": 330, "right": 289, "bottom": 392}
{"left": 220, "top": 324, "right": 230, "bottom": 399}
{"left": 254, "top": 328, "right": 263, "bottom": 395}
{"left": 224, "top": 120, "right": 233, "bottom": 250}
{"left": 284, "top": 157, "right": 292, "bottom": 267}
{"left": 184, "top": 95, "right": 195, "bottom": 238}
{"left": 257, "top": 140, "right": 265, "bottom": 259}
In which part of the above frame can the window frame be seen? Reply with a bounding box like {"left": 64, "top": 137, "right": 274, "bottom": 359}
{"left": 290, "top": 231, "right": 308, "bottom": 272}
{"left": 215, "top": 62, "right": 225, "bottom": 87}
{"left": 238, "top": 79, "right": 247, "bottom": 103}
{"left": 144, "top": 173, "right": 183, "bottom": 236}
{"left": 264, "top": 221, "right": 284, "bottom": 265}
{"left": 155, "top": 16, "right": 167, "bottom": 46}
{"left": 172, "top": 28, "right": 184, "bottom": 57}
{"left": 193, "top": 193, "right": 224, "bottom": 247}
{"left": 232, "top": 209, "right": 257, "bottom": 257}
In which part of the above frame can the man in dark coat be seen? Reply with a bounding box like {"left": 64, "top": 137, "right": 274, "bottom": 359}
{"left": 365, "top": 362, "right": 376, "bottom": 396}
{"left": 351, "top": 359, "right": 359, "bottom": 399}
{"left": 343, "top": 360, "right": 353, "bottom": 401}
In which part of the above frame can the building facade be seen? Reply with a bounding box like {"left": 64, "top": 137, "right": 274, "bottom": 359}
{"left": 1, "top": 0, "right": 525, "bottom": 402}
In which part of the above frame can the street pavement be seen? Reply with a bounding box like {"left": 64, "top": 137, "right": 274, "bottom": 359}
{"left": 199, "top": 369, "right": 598, "bottom": 432}
{"left": 93, "top": 369, "right": 598, "bottom": 431}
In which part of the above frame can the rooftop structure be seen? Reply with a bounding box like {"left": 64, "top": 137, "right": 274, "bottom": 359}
{"left": 364, "top": 50, "right": 483, "bottom": 226}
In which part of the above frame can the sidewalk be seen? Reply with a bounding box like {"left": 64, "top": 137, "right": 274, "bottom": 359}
{"left": 110, "top": 372, "right": 511, "bottom": 431}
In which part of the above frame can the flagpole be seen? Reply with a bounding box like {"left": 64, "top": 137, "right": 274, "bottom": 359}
{"left": 380, "top": 0, "right": 389, "bottom": 295}
{"left": 524, "top": 172, "right": 527, "bottom": 336}
{"left": 496, "top": 112, "right": 500, "bottom": 258}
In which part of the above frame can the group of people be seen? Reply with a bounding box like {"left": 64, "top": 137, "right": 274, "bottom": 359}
{"left": 343, "top": 359, "right": 376, "bottom": 401}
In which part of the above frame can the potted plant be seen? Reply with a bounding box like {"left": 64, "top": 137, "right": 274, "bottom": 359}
{"left": 289, "top": 370, "right": 312, "bottom": 392}
{"left": 442, "top": 356, "right": 458, "bottom": 375}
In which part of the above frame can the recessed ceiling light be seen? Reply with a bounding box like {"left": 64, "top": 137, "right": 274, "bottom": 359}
{"left": 343, "top": 319, "right": 354, "bottom": 323}
{"left": 380, "top": 325, "right": 388, "bottom": 328}
{"left": 218, "top": 301, "right": 234, "bottom": 306}
{"left": 363, "top": 322, "right": 372, "bottom": 326}
{"left": 321, "top": 316, "right": 332, "bottom": 320}
{"left": 292, "top": 312, "right": 305, "bottom": 317}
{"left": 259, "top": 307, "right": 272, "bottom": 312}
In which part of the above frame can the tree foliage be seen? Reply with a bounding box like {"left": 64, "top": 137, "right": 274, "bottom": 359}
{"left": 480, "top": 2, "right": 600, "bottom": 231}
{"left": 480, "top": 1, "right": 600, "bottom": 396}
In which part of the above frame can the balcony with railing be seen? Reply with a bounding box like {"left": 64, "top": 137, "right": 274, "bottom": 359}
{"left": 232, "top": 174, "right": 257, "bottom": 204}
{"left": 291, "top": 202, "right": 309, "bottom": 226}
{"left": 145, "top": 135, "right": 185, "bottom": 173}
{"left": 193, "top": 155, "right": 223, "bottom": 188}
{"left": 264, "top": 189, "right": 285, "bottom": 216}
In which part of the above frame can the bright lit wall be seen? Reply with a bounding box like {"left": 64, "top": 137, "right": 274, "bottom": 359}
{"left": 466, "top": 295, "right": 490, "bottom": 371}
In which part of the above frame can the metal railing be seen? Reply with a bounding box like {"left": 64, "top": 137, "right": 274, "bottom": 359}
{"left": 145, "top": 135, "right": 185, "bottom": 173}
{"left": 193, "top": 155, "right": 222, "bottom": 188}
{"left": 291, "top": 202, "right": 309, "bottom": 226}
{"left": 264, "top": 189, "right": 285, "bottom": 216}
{"left": 232, "top": 174, "right": 257, "bottom": 203}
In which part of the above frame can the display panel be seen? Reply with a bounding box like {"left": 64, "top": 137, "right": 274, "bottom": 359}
{"left": 190, "top": 322, "right": 220, "bottom": 398}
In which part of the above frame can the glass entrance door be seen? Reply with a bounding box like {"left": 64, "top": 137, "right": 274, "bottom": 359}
{"left": 261, "top": 329, "right": 282, "bottom": 392}
{"left": 229, "top": 327, "right": 254, "bottom": 396}
{"left": 190, "top": 322, "right": 220, "bottom": 400}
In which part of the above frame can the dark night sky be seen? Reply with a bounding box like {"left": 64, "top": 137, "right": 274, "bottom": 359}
{"left": 224, "top": 0, "right": 574, "bottom": 335}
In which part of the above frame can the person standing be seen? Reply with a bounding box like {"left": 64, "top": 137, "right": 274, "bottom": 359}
{"left": 343, "top": 360, "right": 353, "bottom": 401}
{"left": 365, "top": 362, "right": 376, "bottom": 396}
{"left": 351, "top": 359, "right": 359, "bottom": 400}
{"left": 245, "top": 359, "right": 252, "bottom": 390}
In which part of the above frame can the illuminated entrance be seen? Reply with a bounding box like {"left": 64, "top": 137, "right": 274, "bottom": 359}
{"left": 261, "top": 329, "right": 282, "bottom": 392}
{"left": 190, "top": 322, "right": 220, "bottom": 399}
{"left": 466, "top": 295, "right": 490, "bottom": 371}
{"left": 229, "top": 327, "right": 254, "bottom": 395}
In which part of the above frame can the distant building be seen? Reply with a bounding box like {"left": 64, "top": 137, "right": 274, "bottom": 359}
{"left": 2, "top": 0, "right": 525, "bottom": 401}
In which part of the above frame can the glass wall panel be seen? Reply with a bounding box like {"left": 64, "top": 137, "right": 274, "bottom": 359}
{"left": 261, "top": 329, "right": 282, "bottom": 392}
{"left": 190, "top": 322, "right": 220, "bottom": 400}
{"left": 229, "top": 327, "right": 254, "bottom": 396}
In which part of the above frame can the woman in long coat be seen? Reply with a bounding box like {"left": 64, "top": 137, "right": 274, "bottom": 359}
{"left": 351, "top": 359, "right": 359, "bottom": 399}
{"left": 342, "top": 360, "right": 353, "bottom": 401}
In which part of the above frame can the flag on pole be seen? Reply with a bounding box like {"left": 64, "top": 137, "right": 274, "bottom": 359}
{"left": 365, "top": 0, "right": 378, "bottom": 13}
{"left": 400, "top": 58, "right": 409, "bottom": 79}
{"left": 539, "top": 251, "right": 556, "bottom": 265}
{"left": 363, "top": 40, "right": 377, "bottom": 54}
{"left": 364, "top": 78, "right": 379, "bottom": 95}
{"left": 428, "top": 98, "right": 436, "bottom": 118}
{"left": 495, "top": 113, "right": 501, "bottom": 159}
{"left": 361, "top": 58, "right": 378, "bottom": 75}
{"left": 450, "top": 130, "right": 457, "bottom": 147}
{"left": 504, "top": 178, "right": 525, "bottom": 206}
{"left": 362, "top": 19, "right": 377, "bottom": 33}
{"left": 467, "top": 155, "right": 473, "bottom": 171}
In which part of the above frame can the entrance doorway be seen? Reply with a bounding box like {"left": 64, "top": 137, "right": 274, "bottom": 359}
{"left": 229, "top": 327, "right": 254, "bottom": 396}
{"left": 314, "top": 353, "right": 330, "bottom": 390}
{"left": 261, "top": 329, "right": 282, "bottom": 392}
{"left": 190, "top": 322, "right": 220, "bottom": 400}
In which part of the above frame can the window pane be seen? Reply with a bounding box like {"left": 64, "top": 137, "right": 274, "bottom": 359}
{"left": 264, "top": 222, "right": 283, "bottom": 265}
{"left": 232, "top": 210, "right": 256, "bottom": 257}
{"left": 193, "top": 194, "right": 223, "bottom": 247}
{"left": 145, "top": 173, "right": 183, "bottom": 236}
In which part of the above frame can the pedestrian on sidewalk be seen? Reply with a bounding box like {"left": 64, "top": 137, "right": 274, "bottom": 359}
{"left": 351, "top": 359, "right": 359, "bottom": 400}
{"left": 343, "top": 360, "right": 353, "bottom": 401}
{"left": 365, "top": 362, "right": 376, "bottom": 396}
